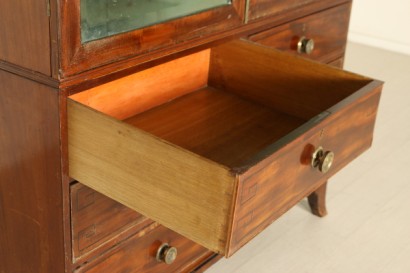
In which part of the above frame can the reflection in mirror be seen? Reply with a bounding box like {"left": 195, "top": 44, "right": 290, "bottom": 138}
{"left": 81, "top": 0, "right": 231, "bottom": 43}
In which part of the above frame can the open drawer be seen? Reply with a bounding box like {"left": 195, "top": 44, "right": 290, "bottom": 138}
{"left": 68, "top": 40, "right": 382, "bottom": 257}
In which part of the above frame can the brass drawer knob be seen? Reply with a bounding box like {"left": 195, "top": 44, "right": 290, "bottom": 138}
{"left": 156, "top": 243, "right": 178, "bottom": 265}
{"left": 311, "top": 146, "right": 334, "bottom": 173}
{"left": 297, "top": 37, "right": 315, "bottom": 55}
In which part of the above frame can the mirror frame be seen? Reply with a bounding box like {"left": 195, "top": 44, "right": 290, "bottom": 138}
{"left": 60, "top": 0, "right": 245, "bottom": 77}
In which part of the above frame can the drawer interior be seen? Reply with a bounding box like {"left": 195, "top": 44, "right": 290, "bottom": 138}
{"left": 125, "top": 87, "right": 304, "bottom": 168}
{"left": 70, "top": 40, "right": 371, "bottom": 170}
{"left": 68, "top": 39, "right": 378, "bottom": 256}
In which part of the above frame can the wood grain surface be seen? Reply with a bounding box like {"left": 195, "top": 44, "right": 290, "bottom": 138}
{"left": 0, "top": 70, "right": 64, "bottom": 273}
{"left": 60, "top": 0, "right": 245, "bottom": 76}
{"left": 0, "top": 0, "right": 51, "bottom": 75}
{"left": 249, "top": 3, "right": 351, "bottom": 63}
{"left": 77, "top": 225, "right": 213, "bottom": 273}
{"left": 308, "top": 181, "right": 328, "bottom": 217}
{"left": 126, "top": 87, "right": 305, "bottom": 168}
{"left": 0, "top": 0, "right": 362, "bottom": 272}
{"left": 71, "top": 183, "right": 152, "bottom": 263}
{"left": 209, "top": 40, "right": 371, "bottom": 120}
{"left": 227, "top": 86, "right": 382, "bottom": 255}
{"left": 58, "top": 1, "right": 351, "bottom": 95}
{"left": 68, "top": 99, "right": 237, "bottom": 254}
{"left": 247, "top": 0, "right": 344, "bottom": 21}
{"left": 68, "top": 40, "right": 382, "bottom": 258}
{"left": 70, "top": 50, "right": 210, "bottom": 120}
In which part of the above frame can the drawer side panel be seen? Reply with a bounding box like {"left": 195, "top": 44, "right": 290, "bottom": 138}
{"left": 209, "top": 39, "right": 370, "bottom": 121}
{"left": 68, "top": 99, "right": 236, "bottom": 254}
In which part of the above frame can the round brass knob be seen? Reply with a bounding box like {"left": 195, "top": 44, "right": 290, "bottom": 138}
{"left": 311, "top": 146, "right": 334, "bottom": 173}
{"left": 156, "top": 243, "right": 177, "bottom": 265}
{"left": 297, "top": 37, "right": 315, "bottom": 55}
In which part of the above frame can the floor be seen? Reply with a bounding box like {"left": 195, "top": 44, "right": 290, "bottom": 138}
{"left": 207, "top": 42, "right": 410, "bottom": 273}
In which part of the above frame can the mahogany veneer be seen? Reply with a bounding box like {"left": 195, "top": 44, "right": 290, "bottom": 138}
{"left": 249, "top": 3, "right": 351, "bottom": 64}
{"left": 70, "top": 183, "right": 151, "bottom": 263}
{"left": 76, "top": 225, "right": 212, "bottom": 273}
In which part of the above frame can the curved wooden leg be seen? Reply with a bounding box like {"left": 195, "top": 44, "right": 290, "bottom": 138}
{"left": 308, "top": 181, "right": 328, "bottom": 217}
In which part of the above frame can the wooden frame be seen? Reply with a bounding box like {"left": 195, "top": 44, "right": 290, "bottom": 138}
{"left": 60, "top": 0, "right": 245, "bottom": 77}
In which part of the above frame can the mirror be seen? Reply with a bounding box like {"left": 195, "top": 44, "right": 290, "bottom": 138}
{"left": 81, "top": 0, "right": 231, "bottom": 43}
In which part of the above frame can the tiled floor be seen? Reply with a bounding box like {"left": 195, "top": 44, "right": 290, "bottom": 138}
{"left": 207, "top": 42, "right": 410, "bottom": 273}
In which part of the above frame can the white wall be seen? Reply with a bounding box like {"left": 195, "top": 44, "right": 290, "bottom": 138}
{"left": 349, "top": 0, "right": 410, "bottom": 55}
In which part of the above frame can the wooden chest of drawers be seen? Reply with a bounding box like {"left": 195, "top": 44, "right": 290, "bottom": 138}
{"left": 68, "top": 39, "right": 381, "bottom": 257}
{"left": 0, "top": 1, "right": 382, "bottom": 272}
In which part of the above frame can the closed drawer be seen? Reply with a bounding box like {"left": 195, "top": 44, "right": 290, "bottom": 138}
{"left": 76, "top": 225, "right": 212, "bottom": 273}
{"left": 247, "top": 0, "right": 346, "bottom": 21}
{"left": 249, "top": 3, "right": 351, "bottom": 63}
{"left": 71, "top": 183, "right": 152, "bottom": 262}
{"left": 67, "top": 39, "right": 382, "bottom": 257}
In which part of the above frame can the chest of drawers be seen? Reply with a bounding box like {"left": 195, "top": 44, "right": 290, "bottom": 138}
{"left": 0, "top": 1, "right": 382, "bottom": 272}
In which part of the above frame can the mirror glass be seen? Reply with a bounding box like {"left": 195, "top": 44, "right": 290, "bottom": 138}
{"left": 81, "top": 0, "right": 231, "bottom": 43}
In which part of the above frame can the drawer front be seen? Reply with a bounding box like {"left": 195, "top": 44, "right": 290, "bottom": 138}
{"left": 249, "top": 3, "right": 351, "bottom": 63}
{"left": 207, "top": 41, "right": 382, "bottom": 255}
{"left": 71, "top": 183, "right": 152, "bottom": 262}
{"left": 247, "top": 0, "right": 347, "bottom": 21}
{"left": 68, "top": 39, "right": 382, "bottom": 257}
{"left": 76, "top": 225, "right": 213, "bottom": 273}
{"left": 227, "top": 88, "right": 382, "bottom": 254}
